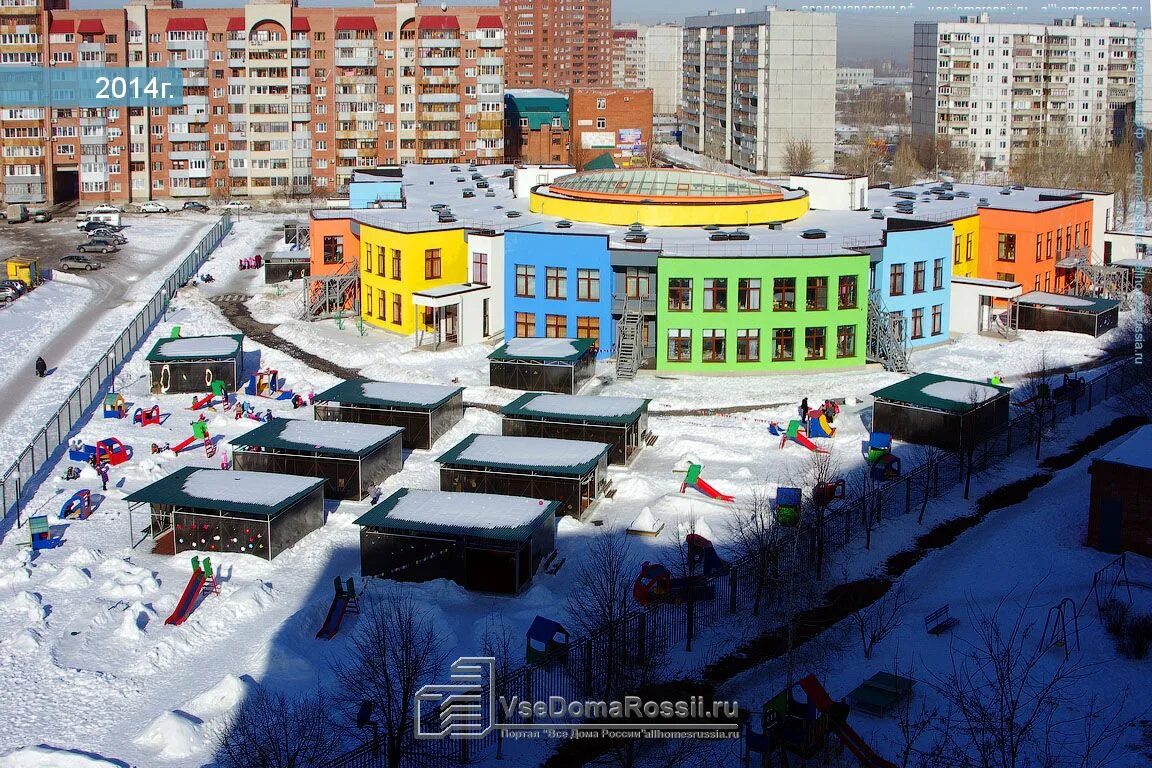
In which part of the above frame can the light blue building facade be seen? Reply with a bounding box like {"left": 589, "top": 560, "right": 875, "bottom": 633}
{"left": 873, "top": 221, "right": 953, "bottom": 349}
{"left": 348, "top": 169, "right": 404, "bottom": 209}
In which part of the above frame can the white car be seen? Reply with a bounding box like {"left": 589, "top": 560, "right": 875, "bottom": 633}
{"left": 139, "top": 201, "right": 169, "bottom": 213}
{"left": 222, "top": 200, "right": 252, "bottom": 211}
{"left": 90, "top": 204, "right": 123, "bottom": 214}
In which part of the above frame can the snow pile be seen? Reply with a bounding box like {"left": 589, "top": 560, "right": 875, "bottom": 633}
{"left": 182, "top": 675, "right": 253, "bottom": 721}
{"left": 6, "top": 629, "right": 42, "bottom": 654}
{"left": 678, "top": 518, "right": 716, "bottom": 541}
{"left": 98, "top": 562, "right": 160, "bottom": 600}
{"left": 151, "top": 336, "right": 239, "bottom": 359}
{"left": 47, "top": 566, "right": 92, "bottom": 591}
{"left": 114, "top": 602, "right": 155, "bottom": 641}
{"left": 520, "top": 394, "right": 646, "bottom": 419}
{"left": 359, "top": 381, "right": 460, "bottom": 406}
{"left": 180, "top": 470, "right": 320, "bottom": 507}
{"left": 921, "top": 380, "right": 1000, "bottom": 404}
{"left": 382, "top": 489, "right": 553, "bottom": 531}
{"left": 0, "top": 746, "right": 127, "bottom": 768}
{"left": 1016, "top": 292, "right": 1096, "bottom": 308}
{"left": 132, "top": 711, "right": 206, "bottom": 759}
{"left": 452, "top": 435, "right": 609, "bottom": 470}
{"left": 276, "top": 419, "right": 401, "bottom": 453}
{"left": 4, "top": 591, "right": 45, "bottom": 624}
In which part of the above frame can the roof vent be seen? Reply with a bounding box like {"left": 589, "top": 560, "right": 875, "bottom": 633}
{"left": 977, "top": 198, "right": 990, "bottom": 207}
{"left": 768, "top": 221, "right": 783, "bottom": 230}
{"left": 801, "top": 229, "right": 827, "bottom": 240}
{"left": 1011, "top": 184, "right": 1025, "bottom": 190}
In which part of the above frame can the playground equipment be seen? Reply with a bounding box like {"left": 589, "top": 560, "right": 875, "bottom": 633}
{"left": 1040, "top": 597, "right": 1081, "bottom": 660}
{"left": 526, "top": 616, "right": 571, "bottom": 665}
{"left": 1053, "top": 373, "right": 1086, "bottom": 401}
{"left": 678, "top": 462, "right": 735, "bottom": 503}
{"left": 68, "top": 438, "right": 130, "bottom": 467}
{"left": 771, "top": 421, "right": 828, "bottom": 453}
{"left": 807, "top": 399, "right": 840, "bottom": 438}
{"left": 686, "top": 533, "right": 728, "bottom": 575}
{"left": 626, "top": 507, "right": 664, "bottom": 537}
{"left": 316, "top": 576, "right": 361, "bottom": 640}
{"left": 813, "top": 479, "right": 846, "bottom": 508}
{"left": 189, "top": 380, "right": 229, "bottom": 411}
{"left": 165, "top": 556, "right": 219, "bottom": 626}
{"left": 170, "top": 420, "right": 215, "bottom": 458}
{"left": 861, "top": 432, "right": 900, "bottom": 481}
{"left": 60, "top": 489, "right": 93, "bottom": 520}
{"left": 246, "top": 368, "right": 293, "bottom": 400}
{"left": 775, "top": 487, "right": 803, "bottom": 526}
{"left": 103, "top": 393, "right": 127, "bottom": 419}
{"left": 133, "top": 405, "right": 162, "bottom": 427}
{"left": 235, "top": 402, "right": 273, "bottom": 422}
{"left": 29, "top": 516, "right": 63, "bottom": 550}
{"left": 633, "top": 561, "right": 672, "bottom": 606}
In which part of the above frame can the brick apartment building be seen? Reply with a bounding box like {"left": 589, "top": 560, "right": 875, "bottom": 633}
{"left": 500, "top": 0, "right": 611, "bottom": 90}
{"left": 0, "top": 0, "right": 506, "bottom": 205}
{"left": 569, "top": 87, "right": 652, "bottom": 170}
{"left": 504, "top": 88, "right": 570, "bottom": 165}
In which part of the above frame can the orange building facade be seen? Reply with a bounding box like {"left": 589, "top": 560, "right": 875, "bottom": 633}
{"left": 309, "top": 215, "right": 358, "bottom": 277}
{"left": 977, "top": 199, "right": 1094, "bottom": 294}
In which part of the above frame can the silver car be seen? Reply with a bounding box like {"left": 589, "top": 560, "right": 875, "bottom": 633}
{"left": 59, "top": 254, "right": 104, "bottom": 271}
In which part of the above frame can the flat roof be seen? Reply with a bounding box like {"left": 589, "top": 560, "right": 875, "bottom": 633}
{"left": 872, "top": 372, "right": 1012, "bottom": 414}
{"left": 228, "top": 418, "right": 403, "bottom": 457}
{"left": 489, "top": 337, "right": 596, "bottom": 362}
{"left": 1016, "top": 291, "right": 1119, "bottom": 313}
{"left": 145, "top": 334, "right": 243, "bottom": 362}
{"left": 412, "top": 283, "right": 489, "bottom": 299}
{"left": 501, "top": 393, "right": 649, "bottom": 425}
{"left": 124, "top": 467, "right": 324, "bottom": 518}
{"left": 437, "top": 434, "right": 610, "bottom": 475}
{"left": 313, "top": 380, "right": 463, "bottom": 410}
{"left": 952, "top": 276, "right": 1023, "bottom": 289}
{"left": 1097, "top": 425, "right": 1152, "bottom": 470}
{"left": 548, "top": 168, "right": 786, "bottom": 202}
{"left": 353, "top": 488, "right": 559, "bottom": 541}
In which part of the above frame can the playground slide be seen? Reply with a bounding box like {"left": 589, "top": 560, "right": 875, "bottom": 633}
{"left": 693, "top": 478, "right": 735, "bottom": 503}
{"left": 316, "top": 593, "right": 350, "bottom": 640}
{"left": 171, "top": 435, "right": 197, "bottom": 454}
{"left": 817, "top": 414, "right": 836, "bottom": 437}
{"left": 190, "top": 394, "right": 213, "bottom": 410}
{"left": 792, "top": 432, "right": 829, "bottom": 454}
{"left": 797, "top": 676, "right": 897, "bottom": 768}
{"left": 165, "top": 570, "right": 206, "bottom": 626}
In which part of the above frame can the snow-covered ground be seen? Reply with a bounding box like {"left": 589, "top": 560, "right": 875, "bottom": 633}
{"left": 0, "top": 278, "right": 92, "bottom": 393}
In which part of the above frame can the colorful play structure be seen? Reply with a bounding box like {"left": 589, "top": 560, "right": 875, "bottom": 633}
{"left": 245, "top": 369, "right": 292, "bottom": 400}
{"left": 813, "top": 479, "right": 846, "bottom": 508}
{"left": 775, "top": 487, "right": 803, "bottom": 526}
{"left": 103, "top": 393, "right": 127, "bottom": 419}
{"left": 165, "top": 556, "right": 219, "bottom": 626}
{"left": 1053, "top": 373, "right": 1086, "bottom": 401}
{"left": 861, "top": 432, "right": 900, "bottom": 481}
{"left": 235, "top": 401, "right": 273, "bottom": 423}
{"left": 526, "top": 616, "right": 571, "bottom": 665}
{"left": 771, "top": 421, "right": 828, "bottom": 453}
{"left": 316, "top": 576, "right": 361, "bottom": 640}
{"left": 633, "top": 561, "right": 672, "bottom": 606}
{"left": 133, "top": 405, "right": 163, "bottom": 427}
{"left": 166, "top": 419, "right": 215, "bottom": 458}
{"left": 28, "top": 516, "right": 63, "bottom": 550}
{"left": 678, "top": 462, "right": 735, "bottom": 503}
{"left": 807, "top": 400, "right": 839, "bottom": 438}
{"left": 190, "top": 380, "right": 229, "bottom": 411}
{"left": 60, "top": 489, "right": 93, "bottom": 520}
{"left": 68, "top": 437, "right": 131, "bottom": 467}
{"left": 686, "top": 533, "right": 728, "bottom": 576}
{"left": 632, "top": 547, "right": 724, "bottom": 607}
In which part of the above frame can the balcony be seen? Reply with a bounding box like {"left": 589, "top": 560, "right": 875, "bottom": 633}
{"left": 477, "top": 74, "right": 502, "bottom": 85}
{"left": 336, "top": 148, "right": 361, "bottom": 158}
{"left": 291, "top": 57, "right": 309, "bottom": 67}
{"left": 418, "top": 93, "right": 460, "bottom": 103}
{"left": 291, "top": 111, "right": 310, "bottom": 121}
{"left": 173, "top": 132, "right": 209, "bottom": 142}
{"left": 421, "top": 130, "right": 460, "bottom": 140}
{"left": 291, "top": 38, "right": 308, "bottom": 49}
{"left": 336, "top": 54, "right": 376, "bottom": 67}
{"left": 477, "top": 56, "right": 502, "bottom": 67}
{"left": 421, "top": 147, "right": 459, "bottom": 159}
{"left": 477, "top": 129, "right": 501, "bottom": 140}
{"left": 169, "top": 150, "right": 210, "bottom": 161}
{"left": 78, "top": 43, "right": 104, "bottom": 55}
{"left": 420, "top": 76, "right": 459, "bottom": 87}
{"left": 176, "top": 57, "right": 208, "bottom": 68}
{"left": 419, "top": 37, "right": 460, "bottom": 48}
{"left": 419, "top": 111, "right": 459, "bottom": 121}
{"left": 171, "top": 187, "right": 211, "bottom": 198}
{"left": 418, "top": 56, "right": 459, "bottom": 67}
{"left": 334, "top": 129, "right": 376, "bottom": 140}
{"left": 476, "top": 147, "right": 502, "bottom": 159}
{"left": 229, "top": 57, "right": 246, "bottom": 67}
{"left": 169, "top": 167, "right": 211, "bottom": 180}
{"left": 479, "top": 36, "right": 502, "bottom": 49}
{"left": 182, "top": 76, "right": 208, "bottom": 87}
{"left": 228, "top": 39, "right": 245, "bottom": 50}
{"left": 229, "top": 131, "right": 248, "bottom": 141}
{"left": 291, "top": 76, "right": 310, "bottom": 86}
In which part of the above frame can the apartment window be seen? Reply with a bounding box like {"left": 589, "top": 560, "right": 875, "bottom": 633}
{"left": 515, "top": 265, "right": 535, "bottom": 297}
{"left": 364, "top": 287, "right": 373, "bottom": 316}
{"left": 889, "top": 264, "right": 905, "bottom": 296}
{"left": 953, "top": 235, "right": 961, "bottom": 264}
{"left": 576, "top": 316, "right": 600, "bottom": 346}
{"left": 545, "top": 314, "right": 567, "bottom": 338}
{"left": 1045, "top": 272, "right": 1051, "bottom": 291}
{"left": 805, "top": 327, "right": 827, "bottom": 360}
{"left": 625, "top": 268, "right": 649, "bottom": 299}
{"left": 1056, "top": 230, "right": 1063, "bottom": 259}
{"left": 838, "top": 275, "right": 857, "bottom": 309}
{"left": 965, "top": 232, "right": 973, "bottom": 261}
{"left": 737, "top": 278, "right": 761, "bottom": 311}
{"left": 322, "top": 236, "right": 343, "bottom": 265}
{"left": 911, "top": 308, "right": 924, "bottom": 339}
{"left": 703, "top": 278, "right": 727, "bottom": 311}
{"left": 931, "top": 304, "right": 943, "bottom": 336}
{"left": 773, "top": 328, "right": 794, "bottom": 361}
{"left": 596, "top": 98, "right": 606, "bottom": 109}
{"left": 1046, "top": 232, "right": 1052, "bottom": 260}
{"left": 806, "top": 277, "right": 828, "bottom": 310}
{"left": 596, "top": 117, "right": 606, "bottom": 129}
{"left": 996, "top": 272, "right": 1015, "bottom": 282}
{"left": 836, "top": 325, "right": 856, "bottom": 358}
{"left": 577, "top": 269, "right": 600, "bottom": 301}
{"left": 667, "top": 278, "right": 692, "bottom": 311}
{"left": 998, "top": 233, "right": 1016, "bottom": 262}
{"left": 392, "top": 294, "right": 402, "bottom": 325}
{"left": 667, "top": 329, "right": 692, "bottom": 362}
{"left": 773, "top": 278, "right": 796, "bottom": 311}
{"left": 736, "top": 329, "right": 760, "bottom": 362}
{"left": 933, "top": 259, "right": 945, "bottom": 291}
{"left": 472, "top": 252, "right": 488, "bottom": 284}
{"left": 702, "top": 329, "right": 726, "bottom": 362}
{"left": 375, "top": 290, "right": 386, "bottom": 319}
{"left": 515, "top": 312, "right": 536, "bottom": 337}
{"left": 545, "top": 267, "right": 567, "bottom": 299}
{"left": 912, "top": 261, "right": 926, "bottom": 293}
{"left": 390, "top": 249, "right": 401, "bottom": 280}
{"left": 376, "top": 245, "right": 386, "bottom": 275}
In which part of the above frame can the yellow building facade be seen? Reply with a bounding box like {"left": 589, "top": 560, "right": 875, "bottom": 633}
{"left": 949, "top": 214, "right": 981, "bottom": 279}
{"left": 359, "top": 225, "right": 469, "bottom": 335}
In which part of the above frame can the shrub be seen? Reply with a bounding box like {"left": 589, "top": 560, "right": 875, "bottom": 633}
{"left": 1100, "top": 598, "right": 1130, "bottom": 638}
{"left": 1118, "top": 613, "right": 1152, "bottom": 660}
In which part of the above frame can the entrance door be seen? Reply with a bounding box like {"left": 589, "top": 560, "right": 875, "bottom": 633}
{"left": 978, "top": 296, "right": 993, "bottom": 333}
{"left": 482, "top": 298, "right": 490, "bottom": 338}
{"left": 1097, "top": 498, "right": 1123, "bottom": 553}
{"left": 444, "top": 305, "right": 459, "bottom": 345}
{"left": 151, "top": 507, "right": 175, "bottom": 555}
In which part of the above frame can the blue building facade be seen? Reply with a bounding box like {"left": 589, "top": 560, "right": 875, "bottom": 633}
{"left": 349, "top": 169, "right": 404, "bottom": 209}
{"left": 504, "top": 227, "right": 615, "bottom": 359}
{"left": 873, "top": 222, "right": 953, "bottom": 349}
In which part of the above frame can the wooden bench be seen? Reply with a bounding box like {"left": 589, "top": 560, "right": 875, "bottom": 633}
{"left": 848, "top": 672, "right": 916, "bottom": 716}
{"left": 925, "top": 604, "right": 960, "bottom": 635}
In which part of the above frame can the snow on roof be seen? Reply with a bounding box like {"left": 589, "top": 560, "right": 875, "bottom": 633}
{"left": 512, "top": 393, "right": 647, "bottom": 421}
{"left": 507, "top": 338, "right": 579, "bottom": 357}
{"left": 358, "top": 488, "right": 556, "bottom": 534}
{"left": 181, "top": 470, "right": 320, "bottom": 508}
{"left": 872, "top": 372, "right": 1011, "bottom": 414}
{"left": 230, "top": 418, "right": 403, "bottom": 456}
{"left": 148, "top": 335, "right": 241, "bottom": 361}
{"left": 1098, "top": 425, "right": 1152, "bottom": 470}
{"left": 412, "top": 283, "right": 486, "bottom": 298}
{"left": 438, "top": 434, "right": 610, "bottom": 473}
{"left": 361, "top": 381, "right": 461, "bottom": 406}
{"left": 920, "top": 381, "right": 1000, "bottom": 404}
{"left": 1016, "top": 292, "right": 1096, "bottom": 308}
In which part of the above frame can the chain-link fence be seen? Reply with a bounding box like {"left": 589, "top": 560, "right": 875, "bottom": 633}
{"left": 0, "top": 214, "right": 233, "bottom": 529}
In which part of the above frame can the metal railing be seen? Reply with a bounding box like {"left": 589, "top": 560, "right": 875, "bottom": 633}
{"left": 0, "top": 214, "right": 233, "bottom": 528}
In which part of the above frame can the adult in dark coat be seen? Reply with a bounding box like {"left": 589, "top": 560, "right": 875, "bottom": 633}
{"left": 35, "top": 357, "right": 46, "bottom": 377}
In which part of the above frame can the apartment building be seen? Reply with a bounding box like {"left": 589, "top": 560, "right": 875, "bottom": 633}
{"left": 836, "top": 67, "right": 874, "bottom": 89}
{"left": 912, "top": 14, "right": 1145, "bottom": 172}
{"left": 682, "top": 9, "right": 835, "bottom": 174}
{"left": 501, "top": 0, "right": 611, "bottom": 89}
{"left": 612, "top": 29, "right": 643, "bottom": 90}
{"left": 613, "top": 23, "right": 684, "bottom": 117}
{"left": 0, "top": 0, "right": 505, "bottom": 205}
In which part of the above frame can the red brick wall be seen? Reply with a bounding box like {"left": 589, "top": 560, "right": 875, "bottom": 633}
{"left": 569, "top": 88, "right": 653, "bottom": 170}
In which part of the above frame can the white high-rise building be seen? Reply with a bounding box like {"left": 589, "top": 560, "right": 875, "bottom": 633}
{"left": 613, "top": 23, "right": 684, "bottom": 117}
{"left": 682, "top": 8, "right": 836, "bottom": 174}
{"left": 913, "top": 14, "right": 1145, "bottom": 172}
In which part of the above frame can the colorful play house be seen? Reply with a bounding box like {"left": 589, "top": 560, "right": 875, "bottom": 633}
{"left": 526, "top": 616, "right": 571, "bottom": 665}
{"left": 870, "top": 373, "right": 1012, "bottom": 452}
{"left": 1013, "top": 292, "right": 1120, "bottom": 338}
{"left": 354, "top": 488, "right": 559, "bottom": 595}
{"left": 124, "top": 467, "right": 325, "bottom": 559}
{"left": 500, "top": 393, "right": 652, "bottom": 466}
{"left": 488, "top": 338, "right": 597, "bottom": 395}
{"left": 437, "top": 434, "right": 611, "bottom": 518}
{"left": 146, "top": 334, "right": 244, "bottom": 394}
{"left": 312, "top": 380, "right": 464, "bottom": 450}
{"left": 103, "top": 393, "right": 127, "bottom": 419}
{"left": 1087, "top": 425, "right": 1152, "bottom": 558}
{"left": 229, "top": 418, "right": 404, "bottom": 501}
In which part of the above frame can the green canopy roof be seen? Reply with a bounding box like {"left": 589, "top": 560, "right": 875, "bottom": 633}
{"left": 436, "top": 433, "right": 610, "bottom": 475}
{"left": 489, "top": 337, "right": 596, "bottom": 362}
{"left": 228, "top": 417, "right": 404, "bottom": 457}
{"left": 124, "top": 467, "right": 324, "bottom": 518}
{"left": 312, "top": 379, "right": 463, "bottom": 410}
{"left": 501, "top": 392, "right": 649, "bottom": 426}
{"left": 504, "top": 92, "right": 570, "bottom": 131}
{"left": 582, "top": 152, "right": 617, "bottom": 171}
{"left": 872, "top": 372, "right": 1012, "bottom": 414}
{"left": 145, "top": 334, "right": 243, "bottom": 363}
{"left": 354, "top": 488, "right": 559, "bottom": 541}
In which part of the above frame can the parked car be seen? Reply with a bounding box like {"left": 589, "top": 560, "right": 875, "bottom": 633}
{"left": 77, "top": 239, "right": 119, "bottom": 254}
{"left": 0, "top": 283, "right": 20, "bottom": 302}
{"left": 0, "top": 278, "right": 26, "bottom": 297}
{"left": 80, "top": 219, "right": 125, "bottom": 233}
{"left": 139, "top": 201, "right": 170, "bottom": 213}
{"left": 222, "top": 200, "right": 252, "bottom": 211}
{"left": 182, "top": 201, "right": 210, "bottom": 212}
{"left": 33, "top": 211, "right": 52, "bottom": 223}
{"left": 59, "top": 254, "right": 103, "bottom": 271}
{"left": 90, "top": 204, "right": 123, "bottom": 214}
{"left": 88, "top": 230, "right": 127, "bottom": 244}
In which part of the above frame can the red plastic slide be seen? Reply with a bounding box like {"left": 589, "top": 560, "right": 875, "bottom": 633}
{"left": 797, "top": 675, "right": 897, "bottom": 768}
{"left": 316, "top": 593, "right": 350, "bottom": 640}
{"left": 171, "top": 435, "right": 197, "bottom": 454}
{"left": 792, "top": 432, "right": 830, "bottom": 454}
{"left": 189, "top": 393, "right": 214, "bottom": 410}
{"left": 693, "top": 478, "right": 735, "bottom": 503}
{"left": 165, "top": 569, "right": 206, "bottom": 626}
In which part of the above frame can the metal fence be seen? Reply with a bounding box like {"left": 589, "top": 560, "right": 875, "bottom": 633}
{"left": 0, "top": 214, "right": 233, "bottom": 529}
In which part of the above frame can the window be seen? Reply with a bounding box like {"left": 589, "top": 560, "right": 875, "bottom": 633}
{"left": 806, "top": 277, "right": 828, "bottom": 310}
{"left": 996, "top": 272, "right": 1015, "bottom": 282}
{"left": 515, "top": 312, "right": 536, "bottom": 337}
{"left": 805, "top": 327, "right": 826, "bottom": 360}
{"left": 667, "top": 329, "right": 692, "bottom": 362}
{"left": 773, "top": 278, "right": 796, "bottom": 311}
{"left": 933, "top": 259, "right": 944, "bottom": 290}
{"left": 913, "top": 261, "right": 926, "bottom": 293}
{"left": 596, "top": 117, "right": 606, "bottom": 129}
{"left": 911, "top": 307, "right": 924, "bottom": 339}
{"left": 392, "top": 293, "right": 402, "bottom": 325}
{"left": 545, "top": 267, "right": 567, "bottom": 299}
{"left": 1035, "top": 234, "right": 1043, "bottom": 262}
{"left": 596, "top": 97, "right": 606, "bottom": 109}
{"left": 773, "top": 329, "right": 794, "bottom": 361}
{"left": 889, "top": 264, "right": 905, "bottom": 296}
{"left": 953, "top": 235, "right": 961, "bottom": 264}
{"left": 576, "top": 316, "right": 600, "bottom": 346}
{"left": 965, "top": 232, "right": 973, "bottom": 261}
{"left": 702, "top": 330, "right": 726, "bottom": 362}
{"left": 391, "top": 249, "right": 402, "bottom": 280}
{"left": 577, "top": 269, "right": 600, "bottom": 301}
{"left": 376, "top": 245, "right": 386, "bottom": 275}
{"left": 1056, "top": 229, "right": 1063, "bottom": 259}
{"left": 931, "top": 304, "right": 943, "bottom": 336}
{"left": 515, "top": 265, "right": 535, "bottom": 297}
{"left": 738, "top": 278, "right": 761, "bottom": 311}
{"left": 703, "top": 278, "right": 727, "bottom": 311}
{"left": 737, "top": 329, "right": 760, "bottom": 362}
{"left": 545, "top": 314, "right": 567, "bottom": 337}
{"left": 322, "top": 236, "right": 343, "bottom": 264}
{"left": 667, "top": 278, "right": 692, "bottom": 310}
{"left": 625, "top": 268, "right": 649, "bottom": 299}
{"left": 838, "top": 275, "right": 857, "bottom": 309}
{"left": 997, "top": 233, "right": 1016, "bottom": 262}
{"left": 424, "top": 248, "right": 441, "bottom": 280}
{"left": 472, "top": 252, "right": 488, "bottom": 284}
{"left": 377, "top": 291, "right": 387, "bottom": 320}
{"left": 364, "top": 286, "right": 373, "bottom": 316}
{"left": 836, "top": 325, "right": 856, "bottom": 358}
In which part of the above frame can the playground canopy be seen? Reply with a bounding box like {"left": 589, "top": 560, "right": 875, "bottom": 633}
{"left": 500, "top": 392, "right": 651, "bottom": 465}
{"left": 1087, "top": 424, "right": 1152, "bottom": 558}
{"left": 312, "top": 379, "right": 464, "bottom": 450}
{"left": 488, "top": 338, "right": 597, "bottom": 395}
{"left": 146, "top": 334, "right": 244, "bottom": 394}
{"left": 1014, "top": 291, "right": 1120, "bottom": 338}
{"left": 124, "top": 467, "right": 325, "bottom": 560}
{"left": 871, "top": 372, "right": 1012, "bottom": 451}
{"left": 228, "top": 418, "right": 404, "bottom": 501}
{"left": 354, "top": 488, "right": 559, "bottom": 595}
{"left": 263, "top": 251, "right": 311, "bottom": 284}
{"left": 436, "top": 433, "right": 610, "bottom": 517}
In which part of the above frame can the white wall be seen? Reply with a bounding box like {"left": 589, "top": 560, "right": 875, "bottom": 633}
{"left": 1082, "top": 191, "right": 1115, "bottom": 262}
{"left": 458, "top": 288, "right": 498, "bottom": 346}
{"left": 513, "top": 165, "right": 576, "bottom": 199}
{"left": 465, "top": 231, "right": 505, "bottom": 339}
{"left": 789, "top": 174, "right": 868, "bottom": 211}
{"left": 1103, "top": 231, "right": 1151, "bottom": 263}
{"left": 949, "top": 279, "right": 1021, "bottom": 335}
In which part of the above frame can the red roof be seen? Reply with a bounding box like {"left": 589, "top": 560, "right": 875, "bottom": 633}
{"left": 292, "top": 17, "right": 310, "bottom": 32}
{"left": 48, "top": 19, "right": 74, "bottom": 34}
{"left": 76, "top": 19, "right": 105, "bottom": 35}
{"left": 335, "top": 16, "right": 375, "bottom": 32}
{"left": 418, "top": 15, "right": 460, "bottom": 31}
{"left": 226, "top": 18, "right": 245, "bottom": 32}
{"left": 613, "top": 29, "right": 638, "bottom": 39}
{"left": 166, "top": 18, "right": 208, "bottom": 32}
{"left": 476, "top": 15, "right": 503, "bottom": 29}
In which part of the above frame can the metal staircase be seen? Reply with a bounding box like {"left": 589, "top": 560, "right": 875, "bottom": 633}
{"left": 615, "top": 300, "right": 643, "bottom": 381}
{"left": 866, "top": 290, "right": 911, "bottom": 373}
{"left": 300, "top": 259, "right": 359, "bottom": 321}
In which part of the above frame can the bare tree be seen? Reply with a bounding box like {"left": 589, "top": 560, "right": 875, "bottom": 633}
{"left": 846, "top": 460, "right": 884, "bottom": 549}
{"left": 480, "top": 615, "right": 519, "bottom": 760}
{"left": 1015, "top": 350, "right": 1060, "bottom": 461}
{"left": 890, "top": 139, "right": 925, "bottom": 188}
{"left": 910, "top": 443, "right": 948, "bottom": 525}
{"left": 783, "top": 137, "right": 816, "bottom": 175}
{"left": 848, "top": 582, "right": 914, "bottom": 659}
{"left": 725, "top": 486, "right": 776, "bottom": 617}
{"left": 332, "top": 589, "right": 450, "bottom": 768}
{"left": 887, "top": 673, "right": 944, "bottom": 768}
{"left": 213, "top": 687, "right": 343, "bottom": 768}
